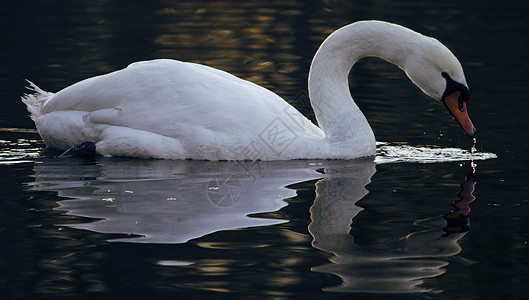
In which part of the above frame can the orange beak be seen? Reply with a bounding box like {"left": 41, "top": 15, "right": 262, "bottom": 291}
{"left": 442, "top": 91, "right": 476, "bottom": 138}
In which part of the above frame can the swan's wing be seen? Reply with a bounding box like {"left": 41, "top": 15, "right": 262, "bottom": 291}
{"left": 41, "top": 60, "right": 189, "bottom": 114}
{"left": 41, "top": 59, "right": 322, "bottom": 140}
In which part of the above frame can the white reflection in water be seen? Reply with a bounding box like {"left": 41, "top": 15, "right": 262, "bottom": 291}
{"left": 27, "top": 156, "right": 481, "bottom": 294}
{"left": 29, "top": 159, "right": 324, "bottom": 243}
{"left": 310, "top": 165, "right": 476, "bottom": 293}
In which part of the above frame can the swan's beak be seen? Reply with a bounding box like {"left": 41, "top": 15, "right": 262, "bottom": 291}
{"left": 442, "top": 91, "right": 476, "bottom": 138}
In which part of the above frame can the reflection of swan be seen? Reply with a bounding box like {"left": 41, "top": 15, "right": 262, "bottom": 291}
{"left": 22, "top": 20, "right": 474, "bottom": 160}
{"left": 309, "top": 161, "right": 475, "bottom": 293}
{"left": 29, "top": 158, "right": 323, "bottom": 243}
{"left": 443, "top": 173, "right": 476, "bottom": 236}
{"left": 28, "top": 156, "right": 477, "bottom": 293}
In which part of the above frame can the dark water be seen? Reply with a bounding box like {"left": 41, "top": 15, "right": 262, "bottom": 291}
{"left": 1, "top": 0, "right": 528, "bottom": 299}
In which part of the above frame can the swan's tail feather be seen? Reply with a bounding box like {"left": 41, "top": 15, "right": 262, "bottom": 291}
{"left": 21, "top": 80, "right": 53, "bottom": 120}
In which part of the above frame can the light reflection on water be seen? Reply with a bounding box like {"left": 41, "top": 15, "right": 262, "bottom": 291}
{"left": 375, "top": 141, "right": 497, "bottom": 164}
{"left": 0, "top": 129, "right": 43, "bottom": 164}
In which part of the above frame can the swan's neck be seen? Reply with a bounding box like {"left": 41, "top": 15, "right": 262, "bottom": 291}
{"left": 308, "top": 21, "right": 417, "bottom": 157}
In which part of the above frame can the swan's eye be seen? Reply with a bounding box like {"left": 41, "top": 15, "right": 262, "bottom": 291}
{"left": 458, "top": 95, "right": 465, "bottom": 112}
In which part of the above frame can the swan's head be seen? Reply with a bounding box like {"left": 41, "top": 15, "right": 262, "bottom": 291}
{"left": 403, "top": 36, "right": 476, "bottom": 138}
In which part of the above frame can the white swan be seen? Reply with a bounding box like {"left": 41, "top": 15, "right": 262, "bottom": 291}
{"left": 22, "top": 20, "right": 475, "bottom": 160}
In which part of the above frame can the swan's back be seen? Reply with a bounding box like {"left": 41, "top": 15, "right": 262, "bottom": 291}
{"left": 31, "top": 59, "right": 323, "bottom": 159}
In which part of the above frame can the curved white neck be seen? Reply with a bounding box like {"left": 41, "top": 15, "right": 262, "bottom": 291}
{"left": 308, "top": 21, "right": 419, "bottom": 157}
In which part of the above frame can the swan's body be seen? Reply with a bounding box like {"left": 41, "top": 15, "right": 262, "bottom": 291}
{"left": 22, "top": 20, "right": 475, "bottom": 160}
{"left": 24, "top": 60, "right": 326, "bottom": 160}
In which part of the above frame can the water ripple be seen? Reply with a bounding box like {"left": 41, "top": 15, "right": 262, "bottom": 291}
{"left": 0, "top": 128, "right": 44, "bottom": 164}
{"left": 375, "top": 142, "right": 497, "bottom": 164}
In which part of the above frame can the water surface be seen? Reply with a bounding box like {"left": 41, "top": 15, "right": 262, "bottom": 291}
{"left": 1, "top": 0, "right": 528, "bottom": 299}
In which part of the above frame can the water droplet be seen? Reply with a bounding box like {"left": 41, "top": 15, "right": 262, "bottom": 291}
{"left": 470, "top": 137, "right": 478, "bottom": 173}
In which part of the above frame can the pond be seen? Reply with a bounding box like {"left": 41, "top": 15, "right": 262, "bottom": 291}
{"left": 1, "top": 0, "right": 528, "bottom": 299}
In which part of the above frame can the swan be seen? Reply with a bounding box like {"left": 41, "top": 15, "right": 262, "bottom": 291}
{"left": 22, "top": 20, "right": 475, "bottom": 160}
